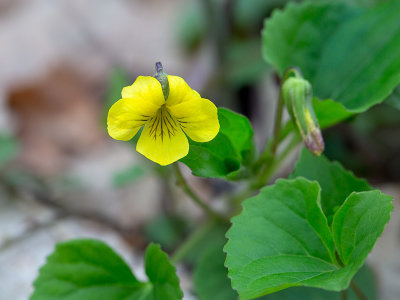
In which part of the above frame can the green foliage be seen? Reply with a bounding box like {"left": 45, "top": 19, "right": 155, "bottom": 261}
{"left": 180, "top": 108, "right": 255, "bottom": 179}
{"left": 333, "top": 191, "right": 393, "bottom": 266}
{"left": 0, "top": 134, "right": 18, "bottom": 168}
{"left": 291, "top": 148, "right": 371, "bottom": 223}
{"left": 262, "top": 0, "right": 400, "bottom": 113}
{"left": 31, "top": 240, "right": 183, "bottom": 300}
{"left": 224, "top": 178, "right": 392, "bottom": 299}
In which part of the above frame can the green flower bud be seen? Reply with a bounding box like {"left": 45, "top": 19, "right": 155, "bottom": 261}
{"left": 282, "top": 76, "right": 324, "bottom": 156}
{"left": 154, "top": 61, "right": 170, "bottom": 100}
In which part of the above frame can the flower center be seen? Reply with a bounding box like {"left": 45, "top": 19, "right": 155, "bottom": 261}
{"left": 148, "top": 105, "right": 179, "bottom": 142}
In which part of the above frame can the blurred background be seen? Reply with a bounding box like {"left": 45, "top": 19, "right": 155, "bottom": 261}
{"left": 0, "top": 0, "right": 399, "bottom": 299}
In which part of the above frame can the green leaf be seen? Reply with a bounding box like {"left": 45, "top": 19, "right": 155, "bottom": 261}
{"left": 224, "top": 178, "right": 392, "bottom": 299}
{"left": 144, "top": 244, "right": 183, "bottom": 300}
{"left": 0, "top": 134, "right": 18, "bottom": 167}
{"left": 194, "top": 243, "right": 237, "bottom": 300}
{"left": 291, "top": 148, "right": 371, "bottom": 223}
{"left": 262, "top": 0, "right": 400, "bottom": 113}
{"left": 180, "top": 108, "right": 255, "bottom": 179}
{"left": 333, "top": 191, "right": 393, "bottom": 266}
{"left": 31, "top": 240, "right": 183, "bottom": 300}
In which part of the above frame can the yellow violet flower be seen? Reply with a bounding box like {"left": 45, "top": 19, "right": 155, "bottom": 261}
{"left": 107, "top": 73, "right": 220, "bottom": 166}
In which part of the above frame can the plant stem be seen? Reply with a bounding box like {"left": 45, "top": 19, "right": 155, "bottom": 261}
{"left": 341, "top": 290, "right": 348, "bottom": 300}
{"left": 350, "top": 280, "right": 368, "bottom": 300}
{"left": 170, "top": 221, "right": 215, "bottom": 264}
{"left": 172, "top": 163, "right": 227, "bottom": 223}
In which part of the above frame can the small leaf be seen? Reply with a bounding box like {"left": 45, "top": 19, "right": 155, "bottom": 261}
{"left": 224, "top": 178, "right": 392, "bottom": 299}
{"left": 31, "top": 240, "right": 183, "bottom": 300}
{"left": 180, "top": 108, "right": 255, "bottom": 179}
{"left": 332, "top": 191, "right": 393, "bottom": 266}
{"left": 291, "top": 148, "right": 371, "bottom": 223}
{"left": 144, "top": 244, "right": 184, "bottom": 300}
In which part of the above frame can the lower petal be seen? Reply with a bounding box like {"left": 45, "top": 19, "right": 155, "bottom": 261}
{"left": 168, "top": 98, "right": 220, "bottom": 142}
{"left": 136, "top": 111, "right": 189, "bottom": 165}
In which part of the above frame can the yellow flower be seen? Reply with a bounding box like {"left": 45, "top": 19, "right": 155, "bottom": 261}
{"left": 107, "top": 75, "right": 220, "bottom": 165}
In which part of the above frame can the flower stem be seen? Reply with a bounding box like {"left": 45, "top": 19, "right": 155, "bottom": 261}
{"left": 172, "top": 163, "right": 227, "bottom": 223}
{"left": 350, "top": 280, "right": 368, "bottom": 300}
{"left": 170, "top": 220, "right": 215, "bottom": 264}
{"left": 341, "top": 290, "right": 348, "bottom": 300}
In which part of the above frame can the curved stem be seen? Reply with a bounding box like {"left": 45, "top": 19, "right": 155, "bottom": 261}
{"left": 172, "top": 163, "right": 228, "bottom": 223}
{"left": 350, "top": 280, "right": 368, "bottom": 300}
{"left": 170, "top": 221, "right": 215, "bottom": 264}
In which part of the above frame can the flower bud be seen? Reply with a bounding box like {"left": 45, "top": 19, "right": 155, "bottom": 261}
{"left": 282, "top": 76, "right": 324, "bottom": 155}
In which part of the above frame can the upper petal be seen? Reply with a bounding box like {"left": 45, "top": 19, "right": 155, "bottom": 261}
{"left": 136, "top": 109, "right": 189, "bottom": 165}
{"left": 168, "top": 98, "right": 220, "bottom": 142}
{"left": 107, "top": 97, "right": 160, "bottom": 141}
{"left": 166, "top": 75, "right": 201, "bottom": 106}
{"left": 122, "top": 76, "right": 165, "bottom": 107}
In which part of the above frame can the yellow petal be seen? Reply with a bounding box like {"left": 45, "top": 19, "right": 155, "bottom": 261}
{"left": 136, "top": 107, "right": 189, "bottom": 165}
{"left": 166, "top": 75, "right": 200, "bottom": 106}
{"left": 122, "top": 76, "right": 165, "bottom": 107}
{"left": 107, "top": 97, "right": 160, "bottom": 141}
{"left": 168, "top": 98, "right": 220, "bottom": 142}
